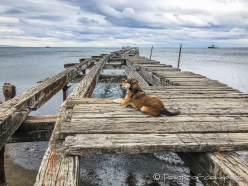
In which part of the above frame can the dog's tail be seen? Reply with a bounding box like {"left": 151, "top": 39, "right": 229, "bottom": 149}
{"left": 161, "top": 108, "right": 180, "bottom": 116}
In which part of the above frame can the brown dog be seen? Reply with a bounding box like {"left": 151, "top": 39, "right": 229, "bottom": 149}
{"left": 113, "top": 78, "right": 180, "bottom": 117}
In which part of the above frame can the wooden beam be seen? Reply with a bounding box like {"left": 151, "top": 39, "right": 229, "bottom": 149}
{"left": 35, "top": 54, "right": 113, "bottom": 186}
{"left": 64, "top": 133, "right": 248, "bottom": 156}
{"left": 98, "top": 74, "right": 126, "bottom": 83}
{"left": 103, "top": 64, "right": 124, "bottom": 69}
{"left": 64, "top": 63, "right": 79, "bottom": 69}
{"left": 125, "top": 67, "right": 149, "bottom": 87}
{"left": 8, "top": 115, "right": 56, "bottom": 143}
{"left": 0, "top": 59, "right": 91, "bottom": 150}
{"left": 177, "top": 152, "right": 248, "bottom": 186}
{"left": 69, "top": 55, "right": 109, "bottom": 98}
{"left": 70, "top": 74, "right": 126, "bottom": 83}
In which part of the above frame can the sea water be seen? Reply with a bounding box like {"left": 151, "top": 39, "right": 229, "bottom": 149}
{"left": 1, "top": 47, "right": 248, "bottom": 185}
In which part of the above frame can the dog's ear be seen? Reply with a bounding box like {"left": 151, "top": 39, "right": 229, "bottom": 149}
{"left": 130, "top": 79, "right": 138, "bottom": 84}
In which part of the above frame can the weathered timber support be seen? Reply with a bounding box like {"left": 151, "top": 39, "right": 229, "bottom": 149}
{"left": 0, "top": 59, "right": 91, "bottom": 151}
{"left": 62, "top": 85, "right": 68, "bottom": 102}
{"left": 71, "top": 74, "right": 126, "bottom": 84}
{"left": 98, "top": 74, "right": 126, "bottom": 83}
{"left": 35, "top": 53, "right": 113, "bottom": 186}
{"left": 125, "top": 67, "right": 149, "bottom": 87}
{"left": 150, "top": 45, "right": 153, "bottom": 59}
{"left": 69, "top": 55, "right": 110, "bottom": 98}
{"left": 177, "top": 152, "right": 248, "bottom": 186}
{"left": 177, "top": 44, "right": 182, "bottom": 68}
{"left": 0, "top": 146, "right": 5, "bottom": 185}
{"left": 8, "top": 115, "right": 56, "bottom": 143}
{"left": 103, "top": 64, "right": 125, "bottom": 69}
{"left": 64, "top": 63, "right": 79, "bottom": 69}
{"left": 2, "top": 83, "right": 16, "bottom": 102}
{"left": 0, "top": 83, "right": 16, "bottom": 184}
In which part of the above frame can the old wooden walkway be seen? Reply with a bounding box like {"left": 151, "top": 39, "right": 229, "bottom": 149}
{"left": 1, "top": 47, "right": 248, "bottom": 185}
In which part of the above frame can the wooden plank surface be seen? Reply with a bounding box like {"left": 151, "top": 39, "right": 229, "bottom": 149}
{"left": 64, "top": 133, "right": 248, "bottom": 156}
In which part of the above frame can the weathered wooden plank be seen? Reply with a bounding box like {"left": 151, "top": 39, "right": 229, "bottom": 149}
{"left": 143, "top": 86, "right": 236, "bottom": 90}
{"left": 35, "top": 109, "right": 80, "bottom": 185}
{"left": 136, "top": 64, "right": 173, "bottom": 68}
{"left": 69, "top": 55, "right": 109, "bottom": 98}
{"left": 64, "top": 133, "right": 248, "bottom": 156}
{"left": 142, "top": 94, "right": 248, "bottom": 99}
{"left": 63, "top": 97, "right": 248, "bottom": 109}
{"left": 70, "top": 74, "right": 126, "bottom": 83}
{"left": 178, "top": 152, "right": 248, "bottom": 186}
{"left": 144, "top": 88, "right": 241, "bottom": 94}
{"left": 125, "top": 67, "right": 150, "bottom": 87}
{"left": 98, "top": 74, "right": 126, "bottom": 83}
{"left": 103, "top": 64, "right": 124, "bottom": 69}
{"left": 35, "top": 145, "right": 80, "bottom": 186}
{"left": 8, "top": 115, "right": 56, "bottom": 143}
{"left": 58, "top": 119, "right": 248, "bottom": 139}
{"left": 69, "top": 101, "right": 248, "bottom": 115}
{"left": 154, "top": 71, "right": 207, "bottom": 78}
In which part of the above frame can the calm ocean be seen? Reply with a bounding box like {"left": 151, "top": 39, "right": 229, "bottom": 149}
{"left": 1, "top": 47, "right": 248, "bottom": 185}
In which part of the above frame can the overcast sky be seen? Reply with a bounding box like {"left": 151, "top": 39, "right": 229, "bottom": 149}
{"left": 1, "top": 0, "right": 248, "bottom": 47}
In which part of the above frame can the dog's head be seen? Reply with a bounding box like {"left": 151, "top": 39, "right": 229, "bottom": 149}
{"left": 121, "top": 78, "right": 139, "bottom": 89}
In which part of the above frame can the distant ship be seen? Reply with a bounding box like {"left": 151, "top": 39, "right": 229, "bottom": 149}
{"left": 208, "top": 43, "right": 218, "bottom": 48}
{"left": 46, "top": 46, "right": 50, "bottom": 48}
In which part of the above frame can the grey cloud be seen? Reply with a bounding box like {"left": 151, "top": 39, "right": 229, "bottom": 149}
{"left": 78, "top": 17, "right": 99, "bottom": 24}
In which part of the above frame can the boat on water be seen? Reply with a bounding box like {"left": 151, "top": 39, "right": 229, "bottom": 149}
{"left": 208, "top": 43, "right": 218, "bottom": 48}
{"left": 46, "top": 46, "right": 50, "bottom": 48}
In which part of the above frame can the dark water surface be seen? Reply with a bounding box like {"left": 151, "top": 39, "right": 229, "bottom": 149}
{"left": 1, "top": 47, "right": 248, "bottom": 185}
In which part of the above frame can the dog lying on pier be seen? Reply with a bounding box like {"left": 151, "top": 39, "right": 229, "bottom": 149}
{"left": 113, "top": 78, "right": 180, "bottom": 117}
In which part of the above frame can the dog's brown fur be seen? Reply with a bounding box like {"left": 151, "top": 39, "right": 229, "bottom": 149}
{"left": 116, "top": 78, "right": 180, "bottom": 117}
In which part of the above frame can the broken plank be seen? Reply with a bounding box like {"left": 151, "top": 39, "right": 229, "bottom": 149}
{"left": 58, "top": 120, "right": 248, "bottom": 139}
{"left": 64, "top": 133, "right": 248, "bottom": 156}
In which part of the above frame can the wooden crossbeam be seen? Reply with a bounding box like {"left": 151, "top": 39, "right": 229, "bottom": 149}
{"left": 64, "top": 133, "right": 248, "bottom": 156}
{"left": 8, "top": 115, "right": 56, "bottom": 143}
{"left": 71, "top": 74, "right": 126, "bottom": 83}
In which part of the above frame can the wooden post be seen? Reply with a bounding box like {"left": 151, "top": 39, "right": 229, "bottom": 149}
{"left": 62, "top": 85, "right": 68, "bottom": 102}
{"left": 1, "top": 83, "right": 16, "bottom": 184}
{"left": 177, "top": 44, "right": 182, "bottom": 68}
{"left": 150, "top": 45, "right": 153, "bottom": 60}
{"left": 2, "top": 83, "right": 16, "bottom": 101}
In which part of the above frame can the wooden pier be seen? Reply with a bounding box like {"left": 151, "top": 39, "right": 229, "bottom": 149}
{"left": 1, "top": 47, "right": 248, "bottom": 185}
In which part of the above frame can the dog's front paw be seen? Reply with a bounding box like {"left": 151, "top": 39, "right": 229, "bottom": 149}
{"left": 113, "top": 98, "right": 121, "bottom": 103}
